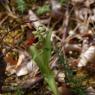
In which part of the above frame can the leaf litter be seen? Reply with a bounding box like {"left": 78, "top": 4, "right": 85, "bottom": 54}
{"left": 1, "top": 0, "right": 95, "bottom": 95}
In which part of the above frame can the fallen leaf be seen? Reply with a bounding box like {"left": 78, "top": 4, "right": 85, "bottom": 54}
{"left": 78, "top": 46, "right": 95, "bottom": 67}
{"left": 16, "top": 59, "right": 38, "bottom": 77}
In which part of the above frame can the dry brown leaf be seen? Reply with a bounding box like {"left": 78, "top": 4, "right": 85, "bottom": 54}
{"left": 16, "top": 59, "right": 38, "bottom": 77}
{"left": 86, "top": 87, "right": 95, "bottom": 95}
{"left": 78, "top": 46, "right": 95, "bottom": 67}
{"left": 58, "top": 84, "right": 71, "bottom": 95}
{"left": 4, "top": 53, "right": 17, "bottom": 65}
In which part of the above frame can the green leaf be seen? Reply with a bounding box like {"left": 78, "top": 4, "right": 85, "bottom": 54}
{"left": 36, "top": 5, "right": 50, "bottom": 15}
{"left": 29, "top": 45, "right": 45, "bottom": 73}
{"left": 16, "top": 0, "right": 26, "bottom": 13}
{"left": 45, "top": 75, "right": 59, "bottom": 95}
{"left": 42, "top": 31, "right": 52, "bottom": 65}
{"left": 28, "top": 30, "right": 59, "bottom": 95}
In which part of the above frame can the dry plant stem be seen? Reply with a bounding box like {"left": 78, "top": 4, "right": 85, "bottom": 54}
{"left": 61, "top": 8, "right": 70, "bottom": 81}
{"left": 2, "top": 3, "right": 18, "bottom": 19}
{"left": 62, "top": 8, "right": 69, "bottom": 45}
{"left": 64, "top": 44, "right": 81, "bottom": 52}
{"left": 64, "top": 34, "right": 83, "bottom": 43}
{"left": 61, "top": 8, "right": 70, "bottom": 56}
{"left": 3, "top": 3, "right": 25, "bottom": 23}
{"left": 7, "top": 12, "right": 18, "bottom": 19}
{"left": 53, "top": 34, "right": 62, "bottom": 42}
{"left": 0, "top": 16, "right": 8, "bottom": 26}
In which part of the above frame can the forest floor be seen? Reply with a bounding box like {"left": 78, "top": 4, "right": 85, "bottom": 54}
{"left": 0, "top": 0, "right": 95, "bottom": 95}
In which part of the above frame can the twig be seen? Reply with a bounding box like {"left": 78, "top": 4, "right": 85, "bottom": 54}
{"left": 62, "top": 8, "right": 69, "bottom": 45}
{"left": 0, "top": 16, "right": 8, "bottom": 26}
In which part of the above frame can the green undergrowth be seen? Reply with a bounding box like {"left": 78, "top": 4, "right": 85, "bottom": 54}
{"left": 57, "top": 49, "right": 86, "bottom": 95}
{"left": 29, "top": 27, "right": 59, "bottom": 95}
